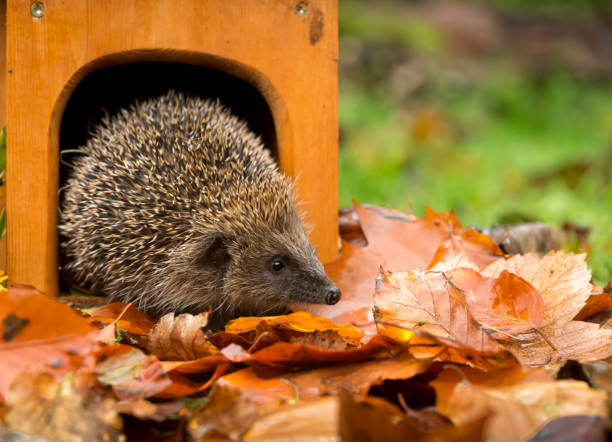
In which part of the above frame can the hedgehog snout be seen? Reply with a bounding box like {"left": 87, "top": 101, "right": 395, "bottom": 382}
{"left": 325, "top": 286, "right": 341, "bottom": 305}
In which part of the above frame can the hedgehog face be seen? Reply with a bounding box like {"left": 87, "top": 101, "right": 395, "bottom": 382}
{"left": 218, "top": 226, "right": 341, "bottom": 318}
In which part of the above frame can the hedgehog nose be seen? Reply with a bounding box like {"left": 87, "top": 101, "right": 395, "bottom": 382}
{"left": 326, "top": 286, "right": 341, "bottom": 305}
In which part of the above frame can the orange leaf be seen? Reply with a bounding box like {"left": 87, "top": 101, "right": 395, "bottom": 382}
{"left": 93, "top": 345, "right": 171, "bottom": 401}
{"left": 447, "top": 268, "right": 544, "bottom": 339}
{"left": 225, "top": 311, "right": 363, "bottom": 346}
{"left": 148, "top": 311, "right": 216, "bottom": 361}
{"left": 221, "top": 334, "right": 405, "bottom": 377}
{"left": 574, "top": 290, "right": 612, "bottom": 321}
{"left": 374, "top": 269, "right": 505, "bottom": 354}
{"left": 431, "top": 365, "right": 606, "bottom": 441}
{"left": 310, "top": 204, "right": 466, "bottom": 332}
{"left": 88, "top": 302, "right": 156, "bottom": 336}
{"left": 0, "top": 287, "right": 100, "bottom": 398}
{"left": 216, "top": 352, "right": 428, "bottom": 405}
{"left": 1, "top": 286, "right": 95, "bottom": 342}
{"left": 482, "top": 251, "right": 612, "bottom": 365}
{"left": 428, "top": 227, "right": 505, "bottom": 270}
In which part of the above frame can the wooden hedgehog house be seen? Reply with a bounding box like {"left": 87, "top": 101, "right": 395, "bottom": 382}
{"left": 3, "top": 0, "right": 339, "bottom": 296}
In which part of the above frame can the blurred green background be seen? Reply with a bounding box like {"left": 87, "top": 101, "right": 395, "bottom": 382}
{"left": 337, "top": 0, "right": 612, "bottom": 284}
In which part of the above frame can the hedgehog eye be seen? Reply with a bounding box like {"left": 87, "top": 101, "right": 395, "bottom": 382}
{"left": 270, "top": 258, "right": 284, "bottom": 272}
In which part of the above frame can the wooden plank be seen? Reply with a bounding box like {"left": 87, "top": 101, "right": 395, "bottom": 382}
{"left": 8, "top": 0, "right": 338, "bottom": 296}
{"left": 0, "top": 0, "right": 6, "bottom": 274}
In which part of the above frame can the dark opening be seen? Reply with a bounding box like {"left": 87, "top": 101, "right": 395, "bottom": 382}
{"left": 58, "top": 62, "right": 278, "bottom": 293}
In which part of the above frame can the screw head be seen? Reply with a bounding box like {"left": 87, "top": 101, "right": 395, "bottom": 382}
{"left": 31, "top": 1, "right": 45, "bottom": 18}
{"left": 295, "top": 2, "right": 308, "bottom": 16}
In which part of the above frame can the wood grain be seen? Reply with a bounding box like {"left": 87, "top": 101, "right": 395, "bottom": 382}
{"left": 0, "top": 0, "right": 7, "bottom": 273}
{"left": 7, "top": 0, "right": 339, "bottom": 296}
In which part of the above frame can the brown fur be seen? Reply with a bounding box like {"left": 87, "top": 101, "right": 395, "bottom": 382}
{"left": 60, "top": 91, "right": 340, "bottom": 327}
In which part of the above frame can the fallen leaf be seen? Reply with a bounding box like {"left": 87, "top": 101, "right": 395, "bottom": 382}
{"left": 187, "top": 379, "right": 258, "bottom": 441}
{"left": 221, "top": 334, "right": 406, "bottom": 377}
{"left": 0, "top": 334, "right": 99, "bottom": 399}
{"left": 0, "top": 287, "right": 106, "bottom": 397}
{"left": 4, "top": 372, "right": 123, "bottom": 441}
{"left": 482, "top": 252, "right": 612, "bottom": 365}
{"left": 339, "top": 391, "right": 487, "bottom": 442}
{"left": 225, "top": 311, "right": 363, "bottom": 346}
{"left": 243, "top": 396, "right": 339, "bottom": 441}
{"left": 311, "top": 204, "right": 466, "bottom": 331}
{"left": 574, "top": 290, "right": 612, "bottom": 321}
{"left": 446, "top": 268, "right": 544, "bottom": 339}
{"left": 156, "top": 355, "right": 232, "bottom": 398}
{"left": 93, "top": 345, "right": 171, "bottom": 400}
{"left": 374, "top": 269, "right": 505, "bottom": 354}
{"left": 88, "top": 302, "right": 156, "bottom": 336}
{"left": 338, "top": 204, "right": 416, "bottom": 246}
{"left": 526, "top": 415, "right": 606, "bottom": 442}
{"left": 582, "top": 360, "right": 612, "bottom": 393}
{"left": 148, "top": 311, "right": 216, "bottom": 361}
{"left": 1, "top": 286, "right": 95, "bottom": 342}
{"left": 215, "top": 351, "right": 428, "bottom": 405}
{"left": 428, "top": 227, "right": 505, "bottom": 270}
{"left": 431, "top": 365, "right": 607, "bottom": 442}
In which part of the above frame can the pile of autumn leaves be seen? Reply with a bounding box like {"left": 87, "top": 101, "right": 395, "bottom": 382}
{"left": 1, "top": 204, "right": 612, "bottom": 441}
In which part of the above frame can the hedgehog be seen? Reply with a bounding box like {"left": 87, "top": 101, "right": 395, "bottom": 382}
{"left": 60, "top": 90, "right": 341, "bottom": 328}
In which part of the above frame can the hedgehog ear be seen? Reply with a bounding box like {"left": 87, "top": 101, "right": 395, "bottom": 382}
{"left": 197, "top": 235, "right": 232, "bottom": 272}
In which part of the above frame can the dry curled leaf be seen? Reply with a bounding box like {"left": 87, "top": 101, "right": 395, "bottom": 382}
{"left": 446, "top": 268, "right": 544, "bottom": 339}
{"left": 482, "top": 251, "right": 612, "bottom": 365}
{"left": 431, "top": 365, "right": 607, "bottom": 442}
{"left": 311, "top": 204, "right": 466, "bottom": 332}
{"left": 4, "top": 372, "right": 124, "bottom": 441}
{"left": 148, "top": 311, "right": 216, "bottom": 361}
{"left": 188, "top": 380, "right": 258, "bottom": 441}
{"left": 374, "top": 269, "right": 505, "bottom": 354}
{"left": 215, "top": 352, "right": 428, "bottom": 405}
{"left": 87, "top": 302, "right": 156, "bottom": 336}
{"left": 0, "top": 287, "right": 100, "bottom": 398}
{"left": 243, "top": 396, "right": 339, "bottom": 441}
{"left": 93, "top": 345, "right": 171, "bottom": 400}
{"left": 225, "top": 311, "right": 364, "bottom": 347}
{"left": 220, "top": 334, "right": 406, "bottom": 377}
{"left": 339, "top": 391, "right": 487, "bottom": 442}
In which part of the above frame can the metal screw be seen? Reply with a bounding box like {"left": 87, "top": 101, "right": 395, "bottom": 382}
{"left": 295, "top": 2, "right": 308, "bottom": 16}
{"left": 31, "top": 1, "right": 45, "bottom": 18}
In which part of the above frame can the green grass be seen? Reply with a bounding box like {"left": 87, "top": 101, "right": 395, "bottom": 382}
{"left": 338, "top": 70, "right": 612, "bottom": 284}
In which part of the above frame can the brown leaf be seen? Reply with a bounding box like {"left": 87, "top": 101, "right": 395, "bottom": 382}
{"left": 88, "top": 302, "right": 156, "bottom": 336}
{"left": 221, "top": 334, "right": 406, "bottom": 377}
{"left": 581, "top": 360, "right": 612, "bottom": 393}
{"left": 1, "top": 286, "right": 96, "bottom": 342}
{"left": 243, "top": 396, "right": 339, "bottom": 441}
{"left": 574, "top": 290, "right": 612, "bottom": 321}
{"left": 526, "top": 415, "right": 606, "bottom": 442}
{"left": 187, "top": 380, "right": 258, "bottom": 441}
{"left": 93, "top": 345, "right": 171, "bottom": 401}
{"left": 0, "top": 287, "right": 105, "bottom": 397}
{"left": 215, "top": 352, "right": 428, "bottom": 405}
{"left": 482, "top": 252, "right": 612, "bottom": 365}
{"left": 482, "top": 251, "right": 590, "bottom": 325}
{"left": 338, "top": 204, "right": 416, "bottom": 246}
{"left": 374, "top": 269, "right": 506, "bottom": 354}
{"left": 339, "top": 391, "right": 487, "bottom": 442}
{"left": 431, "top": 365, "right": 607, "bottom": 442}
{"left": 225, "top": 311, "right": 363, "bottom": 346}
{"left": 4, "top": 372, "right": 123, "bottom": 441}
{"left": 428, "top": 227, "right": 505, "bottom": 270}
{"left": 156, "top": 355, "right": 232, "bottom": 398}
{"left": 446, "top": 268, "right": 544, "bottom": 339}
{"left": 310, "top": 204, "right": 466, "bottom": 332}
{"left": 148, "top": 311, "right": 216, "bottom": 361}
